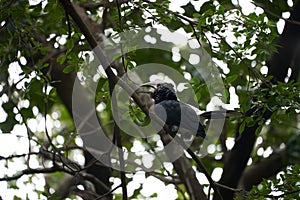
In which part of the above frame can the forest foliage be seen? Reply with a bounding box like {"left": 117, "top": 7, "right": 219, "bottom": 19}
{"left": 0, "top": 0, "right": 300, "bottom": 199}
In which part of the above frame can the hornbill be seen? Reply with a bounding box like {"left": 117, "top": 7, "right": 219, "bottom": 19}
{"left": 141, "top": 82, "right": 240, "bottom": 139}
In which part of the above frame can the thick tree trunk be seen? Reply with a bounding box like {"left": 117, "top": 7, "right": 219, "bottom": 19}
{"left": 268, "top": 2, "right": 300, "bottom": 82}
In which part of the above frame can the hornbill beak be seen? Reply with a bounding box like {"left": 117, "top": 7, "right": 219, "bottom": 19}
{"left": 140, "top": 83, "right": 156, "bottom": 89}
{"left": 138, "top": 81, "right": 165, "bottom": 94}
{"left": 140, "top": 81, "right": 176, "bottom": 93}
{"left": 137, "top": 82, "right": 157, "bottom": 95}
{"left": 140, "top": 80, "right": 170, "bottom": 88}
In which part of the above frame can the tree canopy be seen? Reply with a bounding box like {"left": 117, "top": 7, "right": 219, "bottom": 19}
{"left": 0, "top": 0, "right": 300, "bottom": 199}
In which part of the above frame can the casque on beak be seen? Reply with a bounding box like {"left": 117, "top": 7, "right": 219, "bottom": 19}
{"left": 140, "top": 80, "right": 164, "bottom": 88}
{"left": 138, "top": 80, "right": 165, "bottom": 95}
{"left": 137, "top": 82, "right": 156, "bottom": 95}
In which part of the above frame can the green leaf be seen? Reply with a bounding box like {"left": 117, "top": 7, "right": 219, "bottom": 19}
{"left": 181, "top": 2, "right": 196, "bottom": 18}
{"left": 200, "top": 2, "right": 215, "bottom": 14}
{"left": 0, "top": 122, "right": 12, "bottom": 133}
{"left": 13, "top": 195, "right": 22, "bottom": 200}
{"left": 0, "top": 115, "right": 18, "bottom": 133}
{"left": 245, "top": 117, "right": 256, "bottom": 127}
{"left": 66, "top": 39, "right": 74, "bottom": 51}
{"left": 57, "top": 55, "right": 66, "bottom": 64}
{"left": 19, "top": 108, "right": 34, "bottom": 120}
{"left": 255, "top": 125, "right": 263, "bottom": 135}
{"left": 25, "top": 78, "right": 45, "bottom": 112}
{"left": 2, "top": 102, "right": 14, "bottom": 112}
{"left": 239, "top": 120, "right": 246, "bottom": 134}
{"left": 63, "top": 65, "right": 75, "bottom": 73}
{"left": 266, "top": 95, "right": 277, "bottom": 110}
{"left": 226, "top": 74, "right": 238, "bottom": 83}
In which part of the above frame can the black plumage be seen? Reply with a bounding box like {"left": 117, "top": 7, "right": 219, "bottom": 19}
{"left": 150, "top": 83, "right": 206, "bottom": 139}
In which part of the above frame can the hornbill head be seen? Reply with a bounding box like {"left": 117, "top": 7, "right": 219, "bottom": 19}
{"left": 152, "top": 83, "right": 178, "bottom": 104}
{"left": 141, "top": 82, "right": 178, "bottom": 104}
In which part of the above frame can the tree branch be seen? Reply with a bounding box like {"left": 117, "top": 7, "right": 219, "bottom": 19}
{"left": 0, "top": 166, "right": 71, "bottom": 181}
{"left": 238, "top": 149, "right": 288, "bottom": 190}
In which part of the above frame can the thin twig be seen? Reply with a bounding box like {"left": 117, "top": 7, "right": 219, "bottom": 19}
{"left": 0, "top": 152, "right": 39, "bottom": 160}
{"left": 109, "top": 61, "right": 127, "bottom": 199}
{"left": 146, "top": 171, "right": 182, "bottom": 184}
{"left": 0, "top": 166, "right": 71, "bottom": 181}
{"left": 95, "top": 184, "right": 122, "bottom": 200}
{"left": 116, "top": 0, "right": 127, "bottom": 74}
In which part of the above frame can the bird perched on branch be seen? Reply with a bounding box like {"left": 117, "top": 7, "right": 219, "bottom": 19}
{"left": 142, "top": 82, "right": 206, "bottom": 139}
{"left": 142, "top": 82, "right": 241, "bottom": 139}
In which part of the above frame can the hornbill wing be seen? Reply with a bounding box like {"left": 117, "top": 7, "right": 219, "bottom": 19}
{"left": 180, "top": 102, "right": 202, "bottom": 115}
{"left": 179, "top": 102, "right": 206, "bottom": 139}
{"left": 153, "top": 101, "right": 206, "bottom": 138}
{"left": 179, "top": 102, "right": 206, "bottom": 138}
